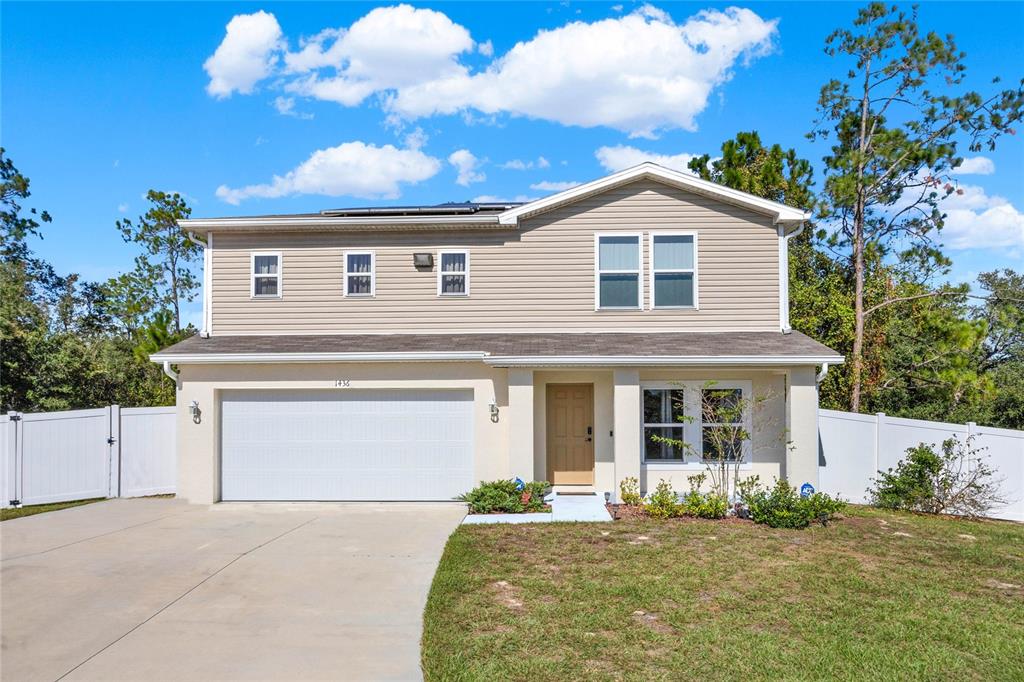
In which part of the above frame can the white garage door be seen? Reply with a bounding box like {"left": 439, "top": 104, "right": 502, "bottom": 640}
{"left": 220, "top": 389, "right": 474, "bottom": 501}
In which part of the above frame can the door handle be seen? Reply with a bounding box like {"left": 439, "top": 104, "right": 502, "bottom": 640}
{"left": 586, "top": 426, "right": 593, "bottom": 442}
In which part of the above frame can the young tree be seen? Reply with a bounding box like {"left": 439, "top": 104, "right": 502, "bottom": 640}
{"left": 116, "top": 190, "right": 198, "bottom": 333}
{"left": 810, "top": 2, "right": 1024, "bottom": 411}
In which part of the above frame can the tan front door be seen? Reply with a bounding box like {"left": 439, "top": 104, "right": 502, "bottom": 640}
{"left": 546, "top": 384, "right": 595, "bottom": 485}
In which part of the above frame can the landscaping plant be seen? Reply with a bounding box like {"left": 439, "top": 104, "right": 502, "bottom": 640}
{"left": 680, "top": 473, "right": 728, "bottom": 519}
{"left": 742, "top": 478, "right": 845, "bottom": 529}
{"left": 618, "top": 476, "right": 642, "bottom": 506}
{"left": 460, "top": 480, "right": 550, "bottom": 514}
{"left": 644, "top": 479, "right": 681, "bottom": 519}
{"left": 869, "top": 436, "right": 1008, "bottom": 518}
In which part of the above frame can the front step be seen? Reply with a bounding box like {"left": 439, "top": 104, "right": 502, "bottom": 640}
{"left": 546, "top": 492, "right": 613, "bottom": 523}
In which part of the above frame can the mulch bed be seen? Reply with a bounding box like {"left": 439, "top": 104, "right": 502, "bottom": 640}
{"left": 606, "top": 503, "right": 751, "bottom": 524}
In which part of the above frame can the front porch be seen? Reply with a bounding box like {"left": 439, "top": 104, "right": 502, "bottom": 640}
{"left": 505, "top": 366, "right": 820, "bottom": 502}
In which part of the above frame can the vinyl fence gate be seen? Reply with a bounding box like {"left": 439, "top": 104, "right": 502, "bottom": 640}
{"left": 1, "top": 405, "right": 176, "bottom": 508}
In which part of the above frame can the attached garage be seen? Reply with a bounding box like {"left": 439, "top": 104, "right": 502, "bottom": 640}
{"left": 220, "top": 389, "right": 474, "bottom": 501}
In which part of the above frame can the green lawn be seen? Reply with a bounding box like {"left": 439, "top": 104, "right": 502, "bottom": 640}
{"left": 1, "top": 497, "right": 105, "bottom": 521}
{"left": 422, "top": 507, "right": 1024, "bottom": 681}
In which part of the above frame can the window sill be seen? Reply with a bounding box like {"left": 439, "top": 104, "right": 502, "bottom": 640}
{"left": 438, "top": 294, "right": 470, "bottom": 298}
{"left": 642, "top": 462, "right": 752, "bottom": 471}
{"left": 251, "top": 295, "right": 282, "bottom": 300}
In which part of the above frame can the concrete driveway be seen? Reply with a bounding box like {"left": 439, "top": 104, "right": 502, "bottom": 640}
{"left": 1, "top": 498, "right": 465, "bottom": 681}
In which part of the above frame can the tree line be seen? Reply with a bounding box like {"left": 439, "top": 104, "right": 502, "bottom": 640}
{"left": 1, "top": 3, "right": 1022, "bottom": 427}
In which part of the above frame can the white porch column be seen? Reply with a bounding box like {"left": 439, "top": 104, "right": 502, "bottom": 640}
{"left": 786, "top": 366, "right": 820, "bottom": 489}
{"left": 508, "top": 368, "right": 535, "bottom": 482}
{"left": 613, "top": 369, "right": 641, "bottom": 501}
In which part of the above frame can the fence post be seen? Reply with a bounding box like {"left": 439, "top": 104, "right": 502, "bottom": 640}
{"left": 107, "top": 405, "right": 122, "bottom": 499}
{"left": 874, "top": 412, "right": 885, "bottom": 477}
{"left": 12, "top": 412, "right": 22, "bottom": 506}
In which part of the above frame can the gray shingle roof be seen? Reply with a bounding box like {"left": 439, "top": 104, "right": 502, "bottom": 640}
{"left": 154, "top": 331, "right": 841, "bottom": 363}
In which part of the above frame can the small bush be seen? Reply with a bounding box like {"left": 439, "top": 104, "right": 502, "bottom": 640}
{"left": 619, "top": 476, "right": 643, "bottom": 506}
{"left": 645, "top": 479, "right": 681, "bottom": 519}
{"left": 743, "top": 478, "right": 845, "bottom": 529}
{"left": 682, "top": 490, "right": 729, "bottom": 519}
{"left": 679, "top": 473, "right": 728, "bottom": 519}
{"left": 460, "top": 479, "right": 550, "bottom": 514}
{"left": 868, "top": 437, "right": 1006, "bottom": 518}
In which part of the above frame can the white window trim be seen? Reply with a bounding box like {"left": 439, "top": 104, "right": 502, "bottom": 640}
{"left": 250, "top": 251, "right": 282, "bottom": 299}
{"left": 594, "top": 232, "right": 643, "bottom": 311}
{"left": 649, "top": 232, "right": 698, "bottom": 310}
{"left": 437, "top": 249, "right": 470, "bottom": 297}
{"left": 639, "top": 380, "right": 753, "bottom": 469}
{"left": 344, "top": 251, "right": 375, "bottom": 297}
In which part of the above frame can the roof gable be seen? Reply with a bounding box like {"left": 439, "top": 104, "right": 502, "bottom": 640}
{"left": 499, "top": 162, "right": 809, "bottom": 227}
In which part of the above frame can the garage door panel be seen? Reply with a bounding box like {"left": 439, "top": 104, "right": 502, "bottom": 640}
{"left": 221, "top": 389, "right": 474, "bottom": 501}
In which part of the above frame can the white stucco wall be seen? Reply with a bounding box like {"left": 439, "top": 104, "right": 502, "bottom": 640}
{"left": 172, "top": 362, "right": 821, "bottom": 504}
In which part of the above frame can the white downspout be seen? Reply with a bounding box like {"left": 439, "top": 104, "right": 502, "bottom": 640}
{"left": 184, "top": 229, "right": 210, "bottom": 338}
{"left": 162, "top": 360, "right": 179, "bottom": 383}
{"left": 816, "top": 362, "right": 829, "bottom": 385}
{"left": 778, "top": 220, "right": 806, "bottom": 334}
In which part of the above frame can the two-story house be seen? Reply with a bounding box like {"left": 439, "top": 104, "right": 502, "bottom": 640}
{"left": 152, "top": 163, "right": 843, "bottom": 504}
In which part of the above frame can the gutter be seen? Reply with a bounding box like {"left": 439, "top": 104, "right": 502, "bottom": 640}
{"left": 178, "top": 214, "right": 505, "bottom": 231}
{"left": 485, "top": 355, "right": 845, "bottom": 368}
{"left": 149, "top": 351, "right": 490, "bottom": 364}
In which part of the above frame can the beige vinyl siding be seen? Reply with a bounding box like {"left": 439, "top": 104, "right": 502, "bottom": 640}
{"left": 210, "top": 179, "right": 781, "bottom": 334}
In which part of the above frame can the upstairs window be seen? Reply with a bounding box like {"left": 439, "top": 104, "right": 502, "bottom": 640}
{"left": 251, "top": 253, "right": 281, "bottom": 298}
{"left": 438, "top": 250, "right": 469, "bottom": 296}
{"left": 650, "top": 233, "right": 696, "bottom": 308}
{"left": 595, "top": 234, "right": 641, "bottom": 309}
{"left": 345, "top": 251, "right": 375, "bottom": 297}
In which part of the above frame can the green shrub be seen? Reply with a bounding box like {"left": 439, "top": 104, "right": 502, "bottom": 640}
{"left": 460, "top": 479, "right": 550, "bottom": 514}
{"left": 743, "top": 478, "right": 845, "bottom": 529}
{"left": 645, "top": 479, "right": 682, "bottom": 518}
{"left": 679, "top": 473, "right": 728, "bottom": 519}
{"left": 619, "top": 476, "right": 642, "bottom": 506}
{"left": 868, "top": 438, "right": 1006, "bottom": 517}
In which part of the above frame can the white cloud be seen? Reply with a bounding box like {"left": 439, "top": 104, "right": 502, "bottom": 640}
{"left": 205, "top": 5, "right": 777, "bottom": 137}
{"left": 404, "top": 127, "right": 428, "bottom": 150}
{"left": 215, "top": 141, "right": 441, "bottom": 204}
{"left": 941, "top": 182, "right": 1024, "bottom": 250}
{"left": 117, "top": 203, "right": 129, "bottom": 213}
{"left": 595, "top": 144, "right": 699, "bottom": 173}
{"left": 282, "top": 5, "right": 473, "bottom": 106}
{"left": 390, "top": 6, "right": 778, "bottom": 137}
{"left": 273, "top": 96, "right": 314, "bottom": 119}
{"left": 530, "top": 180, "right": 581, "bottom": 191}
{"left": 952, "top": 156, "right": 995, "bottom": 176}
{"left": 471, "top": 194, "right": 536, "bottom": 203}
{"left": 478, "top": 40, "right": 494, "bottom": 57}
{"left": 500, "top": 156, "right": 550, "bottom": 170}
{"left": 448, "top": 149, "right": 486, "bottom": 186}
{"left": 204, "top": 11, "right": 283, "bottom": 98}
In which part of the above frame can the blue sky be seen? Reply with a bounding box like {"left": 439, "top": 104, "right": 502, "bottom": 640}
{"left": 4, "top": 2, "right": 1023, "bottom": 327}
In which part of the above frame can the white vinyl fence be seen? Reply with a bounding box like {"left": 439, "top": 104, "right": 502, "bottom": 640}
{"left": 818, "top": 410, "right": 1024, "bottom": 522}
{"left": 1, "top": 405, "right": 175, "bottom": 508}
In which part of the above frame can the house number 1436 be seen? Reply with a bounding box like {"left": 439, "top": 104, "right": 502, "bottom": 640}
{"left": 334, "top": 379, "right": 351, "bottom": 387}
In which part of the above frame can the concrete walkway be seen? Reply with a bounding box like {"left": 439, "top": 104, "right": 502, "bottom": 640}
{"left": 1, "top": 498, "right": 465, "bottom": 682}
